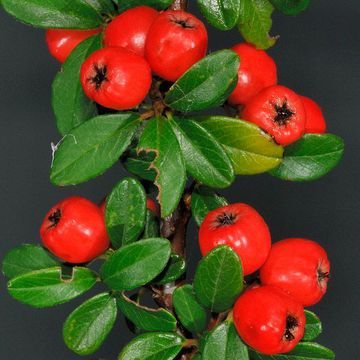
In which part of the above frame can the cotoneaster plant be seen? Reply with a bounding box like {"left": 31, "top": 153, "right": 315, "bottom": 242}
{"left": 1, "top": 0, "right": 344, "bottom": 359}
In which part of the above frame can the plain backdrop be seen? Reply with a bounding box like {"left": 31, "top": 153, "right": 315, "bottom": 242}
{"left": 1, "top": 1, "right": 359, "bottom": 358}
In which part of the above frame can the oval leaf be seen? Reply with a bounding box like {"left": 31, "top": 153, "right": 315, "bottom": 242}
{"left": 7, "top": 267, "right": 97, "bottom": 308}
{"left": 165, "top": 50, "right": 240, "bottom": 112}
{"left": 138, "top": 117, "right": 186, "bottom": 217}
{"left": 2, "top": 244, "right": 59, "bottom": 279}
{"left": 303, "top": 310, "right": 322, "bottom": 342}
{"left": 269, "top": 0, "right": 310, "bottom": 15}
{"left": 143, "top": 209, "right": 160, "bottom": 239}
{"left": 124, "top": 149, "right": 157, "bottom": 182}
{"left": 269, "top": 134, "right": 344, "bottom": 181}
{"left": 154, "top": 254, "right": 186, "bottom": 285}
{"left": 51, "top": 113, "right": 141, "bottom": 186}
{"left": 198, "top": 116, "right": 283, "bottom": 175}
{"left": 101, "top": 238, "right": 171, "bottom": 291}
{"left": 85, "top": 0, "right": 116, "bottom": 14}
{"left": 170, "top": 117, "right": 235, "bottom": 188}
{"left": 63, "top": 293, "right": 117, "bottom": 355}
{"left": 117, "top": 0, "right": 173, "bottom": 11}
{"left": 173, "top": 285, "right": 207, "bottom": 334}
{"left": 117, "top": 292, "right": 177, "bottom": 332}
{"left": 105, "top": 178, "right": 147, "bottom": 249}
{"left": 52, "top": 34, "right": 102, "bottom": 136}
{"left": 194, "top": 246, "right": 243, "bottom": 313}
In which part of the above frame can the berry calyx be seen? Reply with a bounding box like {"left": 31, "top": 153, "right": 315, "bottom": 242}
{"left": 301, "top": 95, "right": 327, "bottom": 134}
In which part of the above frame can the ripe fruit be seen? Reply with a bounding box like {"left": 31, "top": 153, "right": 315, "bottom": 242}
{"left": 80, "top": 47, "right": 152, "bottom": 110}
{"left": 260, "top": 238, "right": 330, "bottom": 306}
{"left": 145, "top": 10, "right": 208, "bottom": 81}
{"left": 199, "top": 203, "right": 271, "bottom": 275}
{"left": 104, "top": 6, "right": 158, "bottom": 56}
{"left": 45, "top": 28, "right": 101, "bottom": 63}
{"left": 241, "top": 85, "right": 306, "bottom": 146}
{"left": 146, "top": 198, "right": 159, "bottom": 216}
{"left": 301, "top": 95, "right": 327, "bottom": 134}
{"left": 234, "top": 285, "right": 305, "bottom": 355}
{"left": 228, "top": 43, "right": 277, "bottom": 106}
{"left": 40, "top": 196, "right": 109, "bottom": 263}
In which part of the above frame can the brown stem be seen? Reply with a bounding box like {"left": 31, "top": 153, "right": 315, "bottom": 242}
{"left": 169, "top": 0, "right": 188, "bottom": 11}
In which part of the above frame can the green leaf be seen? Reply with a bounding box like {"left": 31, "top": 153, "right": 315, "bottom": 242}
{"left": 191, "top": 186, "right": 228, "bottom": 226}
{"left": 165, "top": 50, "right": 240, "bottom": 112}
{"left": 63, "top": 293, "right": 117, "bottom": 355}
{"left": 193, "top": 246, "right": 243, "bottom": 313}
{"left": 198, "top": 116, "right": 283, "bottom": 175}
{"left": 51, "top": 113, "right": 141, "bottom": 186}
{"left": 197, "top": 0, "right": 241, "bottom": 30}
{"left": 7, "top": 267, "right": 97, "bottom": 308}
{"left": 202, "top": 320, "right": 249, "bottom": 360}
{"left": 1, "top": 0, "right": 104, "bottom": 29}
{"left": 105, "top": 178, "right": 147, "bottom": 249}
{"left": 303, "top": 310, "right": 322, "bottom": 342}
{"left": 249, "top": 342, "right": 335, "bottom": 359}
{"left": 124, "top": 149, "right": 157, "bottom": 182}
{"left": 173, "top": 285, "right": 207, "bottom": 334}
{"left": 142, "top": 209, "right": 160, "bottom": 239}
{"left": 138, "top": 117, "right": 186, "bottom": 217}
{"left": 238, "top": 0, "right": 277, "bottom": 49}
{"left": 269, "top": 134, "right": 344, "bottom": 181}
{"left": 52, "top": 34, "right": 102, "bottom": 136}
{"left": 154, "top": 254, "right": 186, "bottom": 285}
{"left": 85, "top": 0, "right": 116, "bottom": 14}
{"left": 118, "top": 332, "right": 184, "bottom": 360}
{"left": 269, "top": 0, "right": 310, "bottom": 15}
{"left": 117, "top": 0, "right": 173, "bottom": 11}
{"left": 101, "top": 238, "right": 171, "bottom": 291}
{"left": 2, "top": 244, "right": 59, "bottom": 279}
{"left": 117, "top": 292, "right": 177, "bottom": 332}
{"left": 170, "top": 117, "right": 234, "bottom": 188}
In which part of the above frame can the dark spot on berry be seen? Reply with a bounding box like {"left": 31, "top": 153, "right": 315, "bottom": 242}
{"left": 284, "top": 315, "right": 298, "bottom": 342}
{"left": 88, "top": 64, "right": 108, "bottom": 90}
{"left": 274, "top": 102, "right": 294, "bottom": 126}
{"left": 214, "top": 212, "right": 238, "bottom": 227}
{"left": 169, "top": 14, "right": 195, "bottom": 29}
{"left": 48, "top": 208, "right": 61, "bottom": 228}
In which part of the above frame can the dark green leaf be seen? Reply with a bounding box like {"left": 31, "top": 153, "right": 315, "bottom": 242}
{"left": 142, "top": 209, "right": 160, "bottom": 239}
{"left": 138, "top": 117, "right": 186, "bottom": 217}
{"left": 8, "top": 267, "right": 97, "bottom": 308}
{"left": 165, "top": 50, "right": 240, "bottom": 112}
{"left": 303, "top": 310, "right": 322, "bottom": 342}
{"left": 63, "top": 293, "right": 117, "bottom": 355}
{"left": 117, "top": 292, "right": 177, "bottom": 332}
{"left": 101, "top": 238, "right": 171, "bottom": 291}
{"left": 249, "top": 342, "right": 335, "bottom": 359}
{"left": 118, "top": 332, "right": 184, "bottom": 360}
{"left": 194, "top": 246, "right": 243, "bottom": 312}
{"left": 198, "top": 116, "right": 283, "bottom": 175}
{"left": 170, "top": 117, "right": 234, "bottom": 188}
{"left": 193, "top": 355, "right": 202, "bottom": 360}
{"left": 238, "top": 0, "right": 277, "bottom": 49}
{"left": 2, "top": 0, "right": 103, "bottom": 29}
{"left": 85, "top": 0, "right": 116, "bottom": 14}
{"left": 202, "top": 320, "right": 249, "bottom": 360}
{"left": 105, "top": 178, "right": 146, "bottom": 249}
{"left": 124, "top": 149, "right": 157, "bottom": 182}
{"left": 269, "top": 0, "right": 310, "bottom": 15}
{"left": 117, "top": 0, "right": 173, "bottom": 11}
{"left": 2, "top": 244, "right": 59, "bottom": 279}
{"left": 154, "top": 254, "right": 186, "bottom": 285}
{"left": 52, "top": 34, "right": 102, "bottom": 136}
{"left": 269, "top": 134, "right": 344, "bottom": 181}
{"left": 197, "top": 0, "right": 241, "bottom": 30}
{"left": 191, "top": 186, "right": 228, "bottom": 226}
{"left": 173, "top": 285, "right": 207, "bottom": 334}
{"left": 51, "top": 113, "right": 141, "bottom": 186}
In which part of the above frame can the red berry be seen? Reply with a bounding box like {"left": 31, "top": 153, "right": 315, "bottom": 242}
{"left": 45, "top": 28, "right": 101, "bottom": 63}
{"left": 260, "top": 238, "right": 330, "bottom": 306}
{"left": 301, "top": 95, "right": 327, "bottom": 134}
{"left": 40, "top": 197, "right": 109, "bottom": 264}
{"left": 234, "top": 285, "right": 305, "bottom": 355}
{"left": 228, "top": 43, "right": 277, "bottom": 106}
{"left": 104, "top": 6, "right": 158, "bottom": 57}
{"left": 145, "top": 10, "right": 208, "bottom": 81}
{"left": 146, "top": 198, "right": 159, "bottom": 216}
{"left": 199, "top": 203, "right": 271, "bottom": 275}
{"left": 80, "top": 47, "right": 152, "bottom": 110}
{"left": 241, "top": 85, "right": 306, "bottom": 146}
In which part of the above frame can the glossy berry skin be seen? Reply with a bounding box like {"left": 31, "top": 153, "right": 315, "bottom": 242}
{"left": 301, "top": 95, "right": 327, "bottom": 134}
{"left": 234, "top": 285, "right": 305, "bottom": 355}
{"left": 228, "top": 43, "right": 277, "bottom": 106}
{"left": 199, "top": 203, "right": 271, "bottom": 275}
{"left": 80, "top": 47, "right": 152, "bottom": 110}
{"left": 40, "top": 197, "right": 109, "bottom": 264}
{"left": 260, "top": 238, "right": 330, "bottom": 306}
{"left": 145, "top": 10, "right": 208, "bottom": 81}
{"left": 45, "top": 28, "right": 100, "bottom": 63}
{"left": 242, "top": 85, "right": 306, "bottom": 146}
{"left": 104, "top": 6, "right": 158, "bottom": 57}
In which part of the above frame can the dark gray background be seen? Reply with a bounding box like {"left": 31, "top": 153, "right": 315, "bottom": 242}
{"left": 1, "top": 1, "right": 359, "bottom": 358}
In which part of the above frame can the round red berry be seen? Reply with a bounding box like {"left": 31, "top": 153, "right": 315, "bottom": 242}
{"left": 301, "top": 95, "right": 327, "bottom": 134}
{"left": 260, "top": 238, "right": 330, "bottom": 306}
